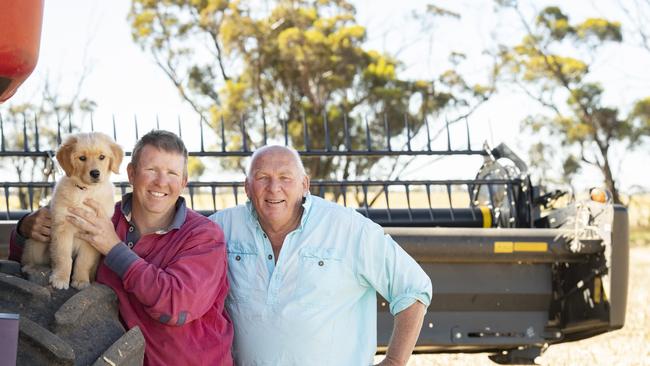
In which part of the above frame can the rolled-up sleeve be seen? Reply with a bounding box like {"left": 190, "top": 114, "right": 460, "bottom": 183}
{"left": 356, "top": 221, "right": 432, "bottom": 315}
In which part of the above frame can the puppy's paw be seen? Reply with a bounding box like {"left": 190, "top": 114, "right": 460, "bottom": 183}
{"left": 49, "top": 274, "right": 70, "bottom": 290}
{"left": 71, "top": 280, "right": 91, "bottom": 290}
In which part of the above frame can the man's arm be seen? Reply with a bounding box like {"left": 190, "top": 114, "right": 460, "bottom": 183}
{"left": 68, "top": 199, "right": 227, "bottom": 326}
{"left": 356, "top": 221, "right": 433, "bottom": 365}
{"left": 8, "top": 208, "right": 51, "bottom": 262}
{"left": 377, "top": 301, "right": 427, "bottom": 366}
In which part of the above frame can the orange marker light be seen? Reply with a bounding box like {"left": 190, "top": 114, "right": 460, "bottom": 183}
{"left": 590, "top": 188, "right": 607, "bottom": 203}
{"left": 0, "top": 0, "right": 45, "bottom": 103}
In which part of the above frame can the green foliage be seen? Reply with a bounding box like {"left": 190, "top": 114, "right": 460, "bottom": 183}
{"left": 128, "top": 0, "right": 491, "bottom": 179}
{"left": 187, "top": 156, "right": 206, "bottom": 178}
{"left": 497, "top": 5, "right": 648, "bottom": 203}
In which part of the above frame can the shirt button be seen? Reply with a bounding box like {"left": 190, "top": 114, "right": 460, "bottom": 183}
{"left": 235, "top": 255, "right": 241, "bottom": 261}
{"left": 263, "top": 233, "right": 267, "bottom": 238}
{"left": 318, "top": 260, "right": 324, "bottom": 266}
{"left": 127, "top": 242, "right": 134, "bottom": 248}
{"left": 268, "top": 254, "right": 272, "bottom": 260}
{"left": 128, "top": 226, "right": 134, "bottom": 233}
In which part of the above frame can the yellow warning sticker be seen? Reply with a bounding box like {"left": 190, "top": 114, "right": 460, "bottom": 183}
{"left": 494, "top": 241, "right": 548, "bottom": 253}
{"left": 514, "top": 242, "right": 548, "bottom": 252}
{"left": 494, "top": 241, "right": 513, "bottom": 253}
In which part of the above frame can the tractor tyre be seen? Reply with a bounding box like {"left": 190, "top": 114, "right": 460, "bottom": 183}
{"left": 0, "top": 259, "right": 145, "bottom": 366}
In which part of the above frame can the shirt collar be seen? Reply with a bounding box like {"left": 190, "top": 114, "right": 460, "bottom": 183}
{"left": 120, "top": 192, "right": 187, "bottom": 234}
{"left": 246, "top": 193, "right": 313, "bottom": 231}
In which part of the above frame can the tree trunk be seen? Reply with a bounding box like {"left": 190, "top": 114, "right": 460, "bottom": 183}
{"left": 601, "top": 155, "right": 622, "bottom": 204}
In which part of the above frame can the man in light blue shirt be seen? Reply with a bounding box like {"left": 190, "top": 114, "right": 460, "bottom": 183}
{"left": 210, "top": 145, "right": 432, "bottom": 366}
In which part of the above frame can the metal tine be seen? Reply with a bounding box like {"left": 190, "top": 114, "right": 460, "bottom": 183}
{"left": 90, "top": 113, "right": 95, "bottom": 132}
{"left": 22, "top": 112, "right": 28, "bottom": 152}
{"left": 445, "top": 116, "right": 451, "bottom": 151}
{"left": 343, "top": 112, "right": 351, "bottom": 151}
{"left": 262, "top": 112, "right": 268, "bottom": 146}
{"left": 341, "top": 183, "right": 347, "bottom": 207}
{"left": 0, "top": 113, "right": 5, "bottom": 151}
{"left": 505, "top": 182, "right": 517, "bottom": 227}
{"left": 301, "top": 110, "right": 310, "bottom": 151}
{"left": 365, "top": 116, "right": 371, "bottom": 151}
{"left": 156, "top": 115, "right": 160, "bottom": 130}
{"left": 362, "top": 184, "right": 370, "bottom": 217}
{"left": 177, "top": 116, "right": 183, "bottom": 138}
{"left": 404, "top": 113, "right": 411, "bottom": 151}
{"left": 383, "top": 184, "right": 391, "bottom": 222}
{"left": 68, "top": 113, "right": 73, "bottom": 134}
{"left": 34, "top": 113, "right": 40, "bottom": 152}
{"left": 384, "top": 112, "right": 391, "bottom": 151}
{"left": 188, "top": 186, "right": 195, "bottom": 210}
{"left": 465, "top": 117, "right": 471, "bottom": 150}
{"left": 233, "top": 185, "right": 239, "bottom": 206}
{"left": 424, "top": 116, "right": 431, "bottom": 151}
{"left": 28, "top": 184, "right": 34, "bottom": 211}
{"left": 323, "top": 108, "right": 331, "bottom": 151}
{"left": 241, "top": 115, "right": 248, "bottom": 152}
{"left": 211, "top": 186, "right": 217, "bottom": 212}
{"left": 199, "top": 116, "right": 205, "bottom": 152}
{"left": 112, "top": 115, "right": 117, "bottom": 142}
{"left": 466, "top": 183, "right": 477, "bottom": 221}
{"left": 282, "top": 117, "right": 288, "bottom": 146}
{"left": 405, "top": 184, "right": 413, "bottom": 221}
{"left": 488, "top": 182, "right": 497, "bottom": 208}
{"left": 4, "top": 185, "right": 10, "bottom": 220}
{"left": 221, "top": 116, "right": 226, "bottom": 152}
{"left": 425, "top": 184, "right": 435, "bottom": 221}
{"left": 446, "top": 183, "right": 455, "bottom": 220}
{"left": 57, "top": 114, "right": 62, "bottom": 145}
{"left": 134, "top": 115, "right": 139, "bottom": 141}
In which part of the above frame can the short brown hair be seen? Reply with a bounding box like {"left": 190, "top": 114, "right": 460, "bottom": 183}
{"left": 131, "top": 130, "right": 188, "bottom": 174}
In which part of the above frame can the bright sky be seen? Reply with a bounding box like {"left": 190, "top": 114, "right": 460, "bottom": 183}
{"left": 3, "top": 0, "right": 649, "bottom": 192}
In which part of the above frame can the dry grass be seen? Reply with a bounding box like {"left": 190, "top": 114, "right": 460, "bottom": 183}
{"left": 380, "top": 246, "right": 650, "bottom": 365}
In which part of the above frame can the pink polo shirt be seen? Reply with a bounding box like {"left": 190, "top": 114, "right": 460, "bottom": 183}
{"left": 10, "top": 198, "right": 233, "bottom": 366}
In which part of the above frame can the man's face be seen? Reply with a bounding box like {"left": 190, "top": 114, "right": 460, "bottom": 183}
{"left": 245, "top": 148, "right": 309, "bottom": 230}
{"left": 127, "top": 145, "right": 187, "bottom": 220}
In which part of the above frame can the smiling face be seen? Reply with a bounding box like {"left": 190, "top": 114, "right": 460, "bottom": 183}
{"left": 127, "top": 145, "right": 187, "bottom": 229}
{"left": 245, "top": 146, "right": 310, "bottom": 233}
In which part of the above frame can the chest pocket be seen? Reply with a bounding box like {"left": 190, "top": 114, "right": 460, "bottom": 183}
{"left": 227, "top": 242, "right": 258, "bottom": 303}
{"left": 295, "top": 247, "right": 344, "bottom": 307}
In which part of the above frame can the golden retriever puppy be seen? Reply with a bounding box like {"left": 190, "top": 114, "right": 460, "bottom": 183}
{"left": 22, "top": 132, "right": 123, "bottom": 290}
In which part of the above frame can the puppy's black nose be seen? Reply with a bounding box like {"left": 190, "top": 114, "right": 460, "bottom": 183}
{"left": 90, "top": 170, "right": 100, "bottom": 179}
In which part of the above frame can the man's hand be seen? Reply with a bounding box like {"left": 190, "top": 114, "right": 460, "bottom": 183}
{"left": 18, "top": 207, "right": 52, "bottom": 242}
{"left": 67, "top": 198, "right": 121, "bottom": 255}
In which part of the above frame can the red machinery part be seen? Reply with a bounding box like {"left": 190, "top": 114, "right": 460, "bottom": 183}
{"left": 0, "top": 0, "right": 45, "bottom": 103}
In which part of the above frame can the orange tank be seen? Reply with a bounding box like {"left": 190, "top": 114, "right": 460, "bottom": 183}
{"left": 0, "top": 0, "right": 45, "bottom": 103}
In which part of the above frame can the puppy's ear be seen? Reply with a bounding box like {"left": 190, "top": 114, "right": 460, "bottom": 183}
{"left": 56, "top": 136, "right": 78, "bottom": 177}
{"left": 109, "top": 142, "right": 124, "bottom": 174}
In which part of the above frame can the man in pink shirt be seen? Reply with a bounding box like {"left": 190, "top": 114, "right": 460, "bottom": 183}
{"left": 10, "top": 130, "right": 233, "bottom": 366}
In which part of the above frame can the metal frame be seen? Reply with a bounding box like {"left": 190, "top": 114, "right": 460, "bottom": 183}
{"left": 0, "top": 111, "right": 628, "bottom": 365}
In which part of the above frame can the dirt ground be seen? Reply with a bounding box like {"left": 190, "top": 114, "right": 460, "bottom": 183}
{"left": 380, "top": 247, "right": 650, "bottom": 366}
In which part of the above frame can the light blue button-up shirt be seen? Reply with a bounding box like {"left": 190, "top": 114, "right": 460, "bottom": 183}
{"left": 209, "top": 194, "right": 432, "bottom": 366}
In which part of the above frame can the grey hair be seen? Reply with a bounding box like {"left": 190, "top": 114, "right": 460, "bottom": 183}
{"left": 246, "top": 145, "right": 307, "bottom": 178}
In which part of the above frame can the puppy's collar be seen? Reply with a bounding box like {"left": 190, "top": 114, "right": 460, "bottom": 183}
{"left": 75, "top": 184, "right": 88, "bottom": 191}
